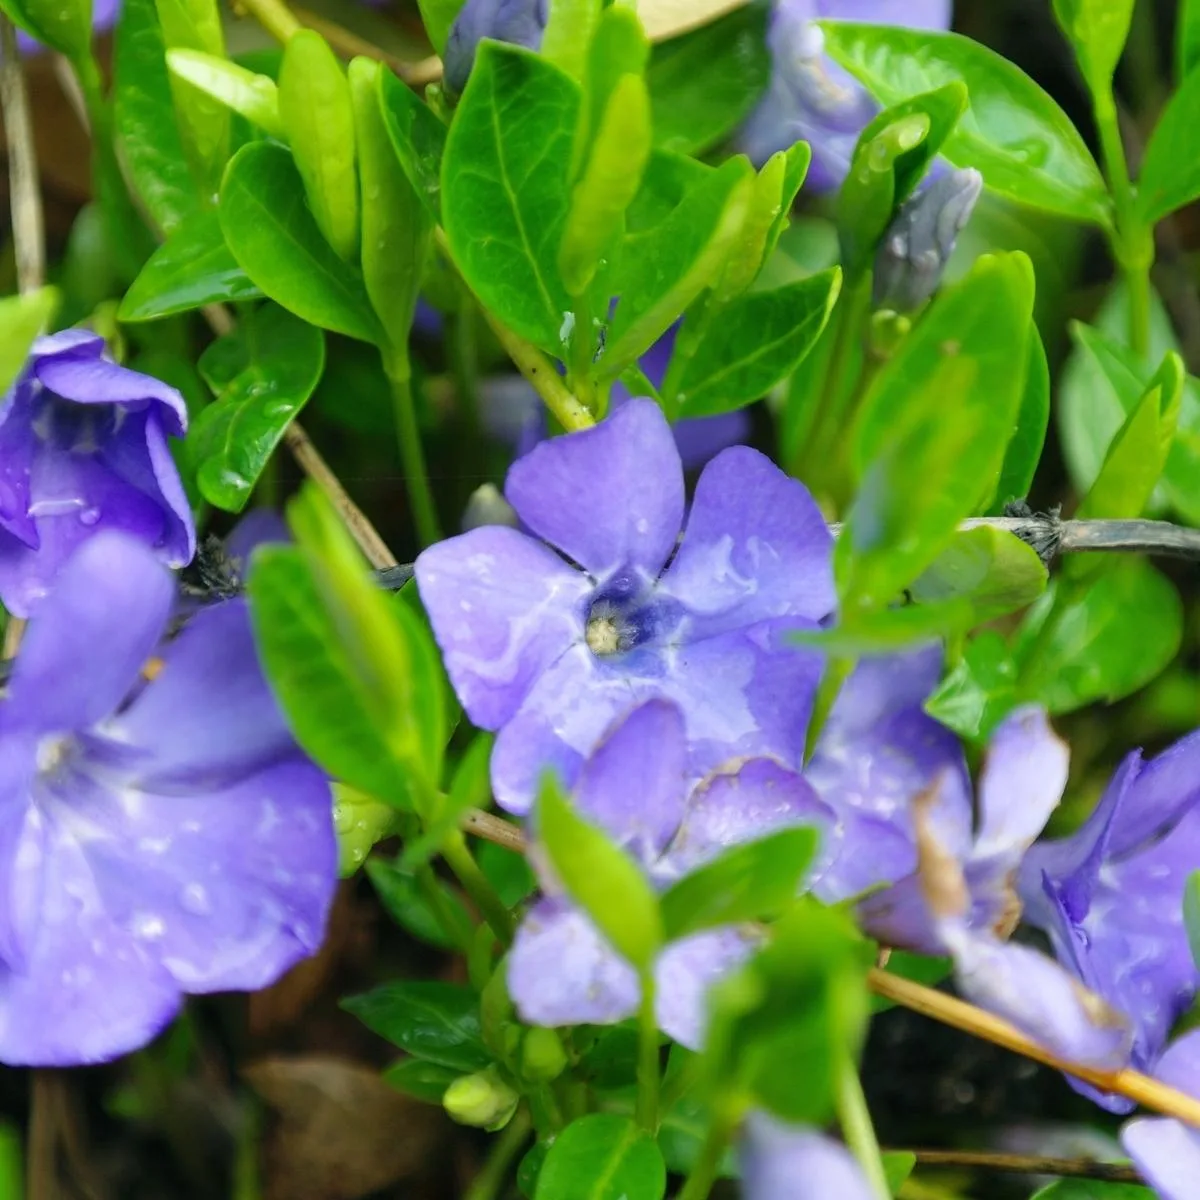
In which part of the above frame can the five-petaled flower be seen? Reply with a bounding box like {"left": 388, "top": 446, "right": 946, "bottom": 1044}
{"left": 416, "top": 398, "right": 834, "bottom": 815}
{"left": 0, "top": 531, "right": 335, "bottom": 1065}
{"left": 0, "top": 331, "right": 196, "bottom": 617}
{"left": 507, "top": 700, "right": 834, "bottom": 1047}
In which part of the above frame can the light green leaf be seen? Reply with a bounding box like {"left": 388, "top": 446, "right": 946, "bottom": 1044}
{"left": 989, "top": 326, "right": 1049, "bottom": 510}
{"left": 924, "top": 631, "right": 1019, "bottom": 742}
{"left": 0, "top": 288, "right": 58, "bottom": 397}
{"left": 541, "top": 0, "right": 603, "bottom": 81}
{"left": 1137, "top": 64, "right": 1200, "bottom": 224}
{"left": 910, "top": 526, "right": 1048, "bottom": 622}
{"left": 534, "top": 1115, "right": 666, "bottom": 1200}
{"left": 415, "top": 0, "right": 464, "bottom": 54}
{"left": 1052, "top": 0, "right": 1135, "bottom": 93}
{"left": 166, "top": 49, "right": 282, "bottom": 137}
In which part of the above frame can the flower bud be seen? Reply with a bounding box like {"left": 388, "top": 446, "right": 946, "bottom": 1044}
{"left": 463, "top": 483, "right": 520, "bottom": 533}
{"left": 443, "top": 1066, "right": 521, "bottom": 1131}
{"left": 332, "top": 786, "right": 402, "bottom": 876}
{"left": 519, "top": 1026, "right": 568, "bottom": 1083}
{"left": 872, "top": 168, "right": 983, "bottom": 314}
{"left": 443, "top": 0, "right": 550, "bottom": 96}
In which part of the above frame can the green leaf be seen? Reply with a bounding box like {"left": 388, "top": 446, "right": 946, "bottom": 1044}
{"left": 342, "top": 982, "right": 490, "bottom": 1071}
{"left": 1184, "top": 871, "right": 1200, "bottom": 973}
{"left": 883, "top": 1151, "right": 917, "bottom": 1196}
{"left": 119, "top": 208, "right": 262, "bottom": 322}
{"left": 989, "top": 326, "right": 1049, "bottom": 510}
{"left": 189, "top": 303, "right": 324, "bottom": 511}
{"left": 367, "top": 858, "right": 474, "bottom": 951}
{"left": 416, "top": 0, "right": 463, "bottom": 54}
{"left": 165, "top": 49, "right": 283, "bottom": 137}
{"left": 1179, "top": 0, "right": 1200, "bottom": 79}
{"left": 909, "top": 527, "right": 1048, "bottom": 622}
{"left": 839, "top": 253, "right": 1035, "bottom": 609}
{"left": 1052, "top": 0, "right": 1134, "bottom": 93}
{"left": 924, "top": 631, "right": 1019, "bottom": 742}
{"left": 399, "top": 730, "right": 493, "bottom": 870}
{"left": 1137, "top": 64, "right": 1200, "bottom": 224}
{"left": 541, "top": 0, "right": 602, "bottom": 81}
{"left": 601, "top": 157, "right": 754, "bottom": 380}
{"left": 673, "top": 270, "right": 841, "bottom": 417}
{"left": 478, "top": 839, "right": 537, "bottom": 909}
{"left": 279, "top": 30, "right": 360, "bottom": 262}
{"left": 0, "top": 288, "right": 58, "bottom": 397}
{"left": 114, "top": 0, "right": 202, "bottom": 235}
{"left": 442, "top": 42, "right": 578, "bottom": 355}
{"left": 382, "top": 1057, "right": 461, "bottom": 1105}
{"left": 536, "top": 775, "right": 663, "bottom": 971}
{"left": 837, "top": 82, "right": 968, "bottom": 273}
{"left": 576, "top": 5, "right": 649, "bottom": 175}
{"left": 378, "top": 66, "right": 448, "bottom": 222}
{"left": 791, "top": 595, "right": 976, "bottom": 655}
{"left": 534, "top": 1115, "right": 666, "bottom": 1200}
{"left": 660, "top": 828, "right": 819, "bottom": 942}
{"left": 1015, "top": 560, "right": 1184, "bottom": 714}
{"left": 646, "top": 4, "right": 771, "bottom": 157}
{"left": 0, "top": 0, "right": 89, "bottom": 61}
{"left": 819, "top": 22, "right": 1111, "bottom": 226}
{"left": 1030, "top": 1183, "right": 1153, "bottom": 1199}
{"left": 219, "top": 142, "right": 381, "bottom": 343}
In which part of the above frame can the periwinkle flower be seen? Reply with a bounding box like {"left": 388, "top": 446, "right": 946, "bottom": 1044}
{"left": 443, "top": 0, "right": 549, "bottom": 95}
{"left": 740, "top": 1114, "right": 875, "bottom": 1200}
{"left": 508, "top": 701, "right": 834, "bottom": 1047}
{"left": 416, "top": 398, "right": 834, "bottom": 814}
{"left": 0, "top": 532, "right": 336, "bottom": 1065}
{"left": 1019, "top": 729, "right": 1200, "bottom": 1105}
{"left": 739, "top": 0, "right": 953, "bottom": 190}
{"left": 0, "top": 330, "right": 195, "bottom": 617}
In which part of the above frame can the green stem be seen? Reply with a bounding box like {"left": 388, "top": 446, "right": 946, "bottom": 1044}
{"left": 234, "top": 0, "right": 302, "bottom": 42}
{"left": 635, "top": 973, "right": 660, "bottom": 1133}
{"left": 804, "top": 655, "right": 854, "bottom": 762}
{"left": 836, "top": 1055, "right": 890, "bottom": 1200}
{"left": 442, "top": 831, "right": 515, "bottom": 947}
{"left": 464, "top": 1107, "right": 532, "bottom": 1200}
{"left": 677, "top": 1105, "right": 737, "bottom": 1200}
{"left": 386, "top": 365, "right": 443, "bottom": 547}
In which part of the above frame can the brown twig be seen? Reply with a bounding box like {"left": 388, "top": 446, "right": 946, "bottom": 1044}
{"left": 290, "top": 6, "right": 442, "bottom": 86}
{"left": 464, "top": 808, "right": 527, "bottom": 854}
{"left": 0, "top": 15, "right": 45, "bottom": 293}
{"left": 893, "top": 1148, "right": 1140, "bottom": 1184}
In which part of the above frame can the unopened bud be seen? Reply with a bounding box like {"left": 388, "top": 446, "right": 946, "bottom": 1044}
{"left": 519, "top": 1026, "right": 568, "bottom": 1082}
{"left": 872, "top": 168, "right": 983, "bottom": 313}
{"left": 462, "top": 483, "right": 520, "bottom": 532}
{"left": 443, "top": 1066, "right": 520, "bottom": 1131}
{"left": 443, "top": 0, "right": 550, "bottom": 95}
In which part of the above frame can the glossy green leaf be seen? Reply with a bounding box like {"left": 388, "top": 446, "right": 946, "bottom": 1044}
{"left": 415, "top": 0, "right": 463, "bottom": 54}
{"left": 1015, "top": 560, "right": 1184, "bottom": 714}
{"left": 0, "top": 288, "right": 58, "bottom": 397}
{"left": 114, "top": 0, "right": 201, "bottom": 235}
{"left": 1179, "top": 0, "right": 1200, "bottom": 78}
{"left": 819, "top": 22, "right": 1111, "bottom": 226}
{"left": 342, "top": 982, "right": 490, "bottom": 1071}
{"left": 534, "top": 1115, "right": 666, "bottom": 1200}
{"left": 924, "top": 631, "right": 1019, "bottom": 742}
{"left": 672, "top": 270, "right": 841, "bottom": 417}
{"left": 601, "top": 156, "right": 754, "bottom": 379}
{"left": 367, "top": 858, "right": 474, "bottom": 951}
{"left": 0, "top": 0, "right": 89, "bottom": 61}
{"left": 478, "top": 840, "right": 537, "bottom": 909}
{"left": 989, "top": 326, "right": 1049, "bottom": 510}
{"left": 1137, "top": 64, "right": 1200, "bottom": 224}
{"left": 165, "top": 49, "right": 282, "bottom": 136}
{"left": 220, "top": 142, "right": 381, "bottom": 343}
{"left": 119, "top": 209, "right": 262, "bottom": 322}
{"left": 442, "top": 43, "right": 578, "bottom": 355}
{"left": 190, "top": 304, "right": 324, "bottom": 512}
{"left": 837, "top": 82, "right": 968, "bottom": 273}
{"left": 910, "top": 527, "right": 1048, "bottom": 621}
{"left": 536, "top": 775, "right": 663, "bottom": 971}
{"left": 378, "top": 66, "right": 447, "bottom": 222}
{"left": 646, "top": 4, "right": 771, "bottom": 156}
{"left": 839, "top": 253, "right": 1035, "bottom": 610}
{"left": 1052, "top": 0, "right": 1134, "bottom": 92}
{"left": 660, "top": 828, "right": 819, "bottom": 942}
{"left": 382, "top": 1057, "right": 460, "bottom": 1105}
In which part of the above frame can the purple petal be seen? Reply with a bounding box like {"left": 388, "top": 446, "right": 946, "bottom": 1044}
{"left": 416, "top": 525, "right": 591, "bottom": 731}
{"left": 1109, "top": 728, "right": 1200, "bottom": 855}
{"left": 507, "top": 897, "right": 640, "bottom": 1028}
{"left": 655, "top": 927, "right": 758, "bottom": 1049}
{"left": 35, "top": 352, "right": 188, "bottom": 436}
{"left": 0, "top": 376, "right": 38, "bottom": 547}
{"left": 0, "top": 729, "right": 42, "bottom": 970}
{"left": 1156, "top": 1028, "right": 1200, "bottom": 1093}
{"left": 740, "top": 1116, "right": 876, "bottom": 1200}
{"left": 504, "top": 399, "right": 684, "bottom": 579}
{"left": 661, "top": 447, "right": 834, "bottom": 635}
{"left": 9, "top": 532, "right": 174, "bottom": 731}
{"left": 570, "top": 700, "right": 688, "bottom": 866}
{"left": 1121, "top": 1118, "right": 1200, "bottom": 1200}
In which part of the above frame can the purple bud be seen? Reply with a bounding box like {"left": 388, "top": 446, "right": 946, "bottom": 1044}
{"left": 443, "top": 0, "right": 550, "bottom": 95}
{"left": 872, "top": 168, "right": 983, "bottom": 313}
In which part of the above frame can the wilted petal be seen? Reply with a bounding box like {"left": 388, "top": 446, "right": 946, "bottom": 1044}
{"left": 416, "top": 525, "right": 591, "bottom": 730}
{"left": 740, "top": 1115, "right": 876, "bottom": 1200}
{"left": 655, "top": 927, "right": 758, "bottom": 1049}
{"left": 505, "top": 400, "right": 685, "bottom": 580}
{"left": 1121, "top": 1119, "right": 1200, "bottom": 1200}
{"left": 508, "top": 898, "right": 639, "bottom": 1028}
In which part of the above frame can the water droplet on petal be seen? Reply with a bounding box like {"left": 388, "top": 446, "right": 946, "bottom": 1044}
{"left": 79, "top": 506, "right": 101, "bottom": 526}
{"left": 179, "top": 882, "right": 212, "bottom": 916}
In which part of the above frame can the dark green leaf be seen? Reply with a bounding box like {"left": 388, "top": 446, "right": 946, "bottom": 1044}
{"left": 673, "top": 271, "right": 841, "bottom": 417}
{"left": 190, "top": 304, "right": 324, "bottom": 511}
{"left": 989, "top": 326, "right": 1049, "bottom": 510}
{"left": 534, "top": 1115, "right": 666, "bottom": 1200}
{"left": 537, "top": 775, "right": 662, "bottom": 972}
{"left": 219, "top": 142, "right": 381, "bottom": 343}
{"left": 924, "top": 631, "right": 1019, "bottom": 742}
{"left": 478, "top": 839, "right": 537, "bottom": 909}
{"left": 119, "top": 209, "right": 262, "bottom": 322}
{"left": 1051, "top": 0, "right": 1134, "bottom": 93}
{"left": 819, "top": 23, "right": 1111, "bottom": 226}
{"left": 442, "top": 43, "right": 578, "bottom": 355}
{"left": 367, "top": 858, "right": 474, "bottom": 950}
{"left": 379, "top": 66, "right": 448, "bottom": 222}
{"left": 382, "top": 1057, "right": 460, "bottom": 1104}
{"left": 1179, "top": 0, "right": 1200, "bottom": 78}
{"left": 0, "top": 288, "right": 58, "bottom": 397}
{"left": 342, "top": 982, "right": 490, "bottom": 1071}
{"left": 1137, "top": 63, "right": 1200, "bottom": 223}
{"left": 647, "top": 4, "right": 770, "bottom": 156}
{"left": 660, "top": 828, "right": 819, "bottom": 942}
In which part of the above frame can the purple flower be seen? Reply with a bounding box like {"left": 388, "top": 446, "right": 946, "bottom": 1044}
{"left": 443, "top": 0, "right": 549, "bottom": 95}
{"left": 416, "top": 398, "right": 834, "bottom": 814}
{"left": 1121, "top": 1030, "right": 1200, "bottom": 1200}
{"left": 1019, "top": 729, "right": 1200, "bottom": 1106}
{"left": 0, "top": 330, "right": 195, "bottom": 618}
{"left": 739, "top": 0, "right": 953, "bottom": 191}
{"left": 739, "top": 1114, "right": 875, "bottom": 1200}
{"left": 508, "top": 701, "right": 833, "bottom": 1047}
{"left": 0, "top": 531, "right": 336, "bottom": 1065}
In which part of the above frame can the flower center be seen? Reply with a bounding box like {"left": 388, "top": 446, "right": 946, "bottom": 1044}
{"left": 36, "top": 734, "right": 72, "bottom": 775}
{"left": 584, "top": 601, "right": 639, "bottom": 658}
